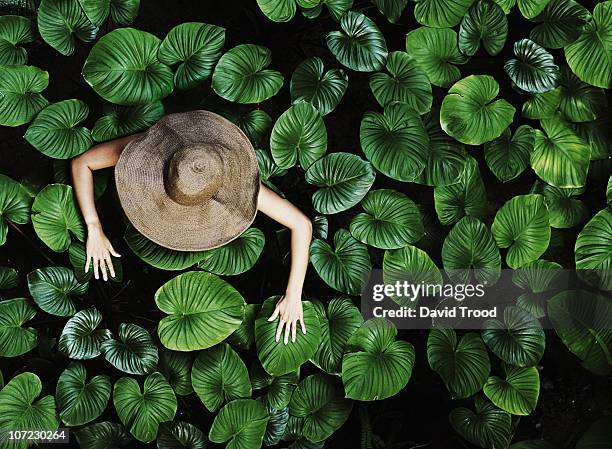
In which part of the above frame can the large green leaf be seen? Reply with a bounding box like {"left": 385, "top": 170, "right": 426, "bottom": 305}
{"left": 27, "top": 266, "right": 88, "bottom": 317}
{"left": 256, "top": 0, "right": 300, "bottom": 22}
{"left": 449, "top": 395, "right": 512, "bottom": 449}
{"left": 155, "top": 271, "right": 245, "bottom": 351}
{"left": 58, "top": 308, "right": 112, "bottom": 360}
{"left": 24, "top": 99, "right": 92, "bottom": 159}
{"left": 0, "top": 174, "right": 31, "bottom": 246}
{"left": 369, "top": 51, "right": 432, "bottom": 113}
{"left": 459, "top": 0, "right": 508, "bottom": 56}
{"left": 101, "top": 323, "right": 159, "bottom": 375}
{"left": 405, "top": 27, "right": 468, "bottom": 88}
{"left": 0, "top": 65, "right": 48, "bottom": 127}
{"left": 0, "top": 297, "right": 37, "bottom": 357}
{"left": 191, "top": 343, "right": 251, "bottom": 412}
{"left": 113, "top": 372, "right": 177, "bottom": 443}
{"left": 270, "top": 101, "right": 327, "bottom": 170}
{"left": 56, "top": 362, "right": 110, "bottom": 426}
{"left": 529, "top": 0, "right": 591, "bottom": 49}
{"left": 158, "top": 22, "right": 225, "bottom": 90}
{"left": 237, "top": 109, "right": 273, "bottom": 147}
{"left": 521, "top": 88, "right": 561, "bottom": 119}
{"left": 482, "top": 305, "right": 545, "bottom": 366}
{"left": 250, "top": 361, "right": 299, "bottom": 410}
{"left": 558, "top": 65, "right": 607, "bottom": 122}
{"left": 92, "top": 101, "right": 164, "bottom": 142}
{"left": 255, "top": 297, "right": 321, "bottom": 376}
{"left": 158, "top": 349, "right": 193, "bottom": 396}
{"left": 83, "top": 28, "right": 174, "bottom": 105}
{"left": 74, "top": 421, "right": 132, "bottom": 449}
{"left": 548, "top": 290, "right": 612, "bottom": 375}
{"left": 434, "top": 156, "right": 488, "bottom": 226}
{"left": 0, "top": 266, "right": 18, "bottom": 289}
{"left": 326, "top": 11, "right": 388, "bottom": 72}
{"left": 108, "top": 0, "right": 140, "bottom": 25}
{"left": 427, "top": 329, "right": 491, "bottom": 399}
{"left": 212, "top": 44, "right": 283, "bottom": 104}
{"left": 31, "top": 184, "right": 85, "bottom": 252}
{"left": 512, "top": 259, "right": 561, "bottom": 318}
{"left": 350, "top": 189, "right": 424, "bottom": 249}
{"left": 157, "top": 420, "right": 207, "bottom": 449}
{"left": 78, "top": 0, "right": 110, "bottom": 26}
{"left": 0, "top": 372, "right": 58, "bottom": 449}
{"left": 504, "top": 38, "right": 559, "bottom": 93}
{"left": 0, "top": 15, "right": 36, "bottom": 65}
{"left": 342, "top": 318, "right": 415, "bottom": 401}
{"left": 290, "top": 57, "right": 347, "bottom": 116}
{"left": 517, "top": 0, "right": 552, "bottom": 18}
{"left": 575, "top": 208, "right": 612, "bottom": 291}
{"left": 228, "top": 303, "right": 259, "bottom": 351}
{"left": 258, "top": 395, "right": 288, "bottom": 446}
{"left": 484, "top": 125, "right": 535, "bottom": 182}
{"left": 539, "top": 183, "right": 588, "bottom": 228}
{"left": 491, "top": 194, "right": 551, "bottom": 269}
{"left": 197, "top": 228, "right": 264, "bottom": 276}
{"left": 305, "top": 152, "right": 375, "bottom": 214}
{"left": 564, "top": 1, "right": 612, "bottom": 88}
{"left": 484, "top": 365, "right": 540, "bottom": 415}
{"left": 359, "top": 102, "right": 429, "bottom": 182}
{"left": 371, "top": 0, "right": 408, "bottom": 23}
{"left": 209, "top": 399, "right": 270, "bottom": 449}
{"left": 289, "top": 374, "right": 352, "bottom": 442}
{"left": 440, "top": 75, "right": 515, "bottom": 145}
{"left": 310, "top": 229, "right": 372, "bottom": 295}
{"left": 413, "top": 0, "right": 475, "bottom": 28}
{"left": 531, "top": 114, "right": 590, "bottom": 188}
{"left": 442, "top": 216, "right": 501, "bottom": 285}
{"left": 311, "top": 298, "right": 363, "bottom": 374}
{"left": 37, "top": 0, "right": 97, "bottom": 56}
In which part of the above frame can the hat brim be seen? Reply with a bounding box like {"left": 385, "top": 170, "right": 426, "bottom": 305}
{"left": 115, "top": 110, "right": 260, "bottom": 251}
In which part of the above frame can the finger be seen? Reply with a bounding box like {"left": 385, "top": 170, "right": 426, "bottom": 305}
{"left": 284, "top": 319, "right": 290, "bottom": 345}
{"left": 275, "top": 319, "right": 285, "bottom": 342}
{"left": 84, "top": 253, "right": 91, "bottom": 273}
{"left": 93, "top": 256, "right": 99, "bottom": 280}
{"left": 109, "top": 244, "right": 121, "bottom": 258}
{"left": 104, "top": 254, "right": 115, "bottom": 279}
{"left": 268, "top": 306, "right": 280, "bottom": 322}
{"left": 299, "top": 316, "right": 307, "bottom": 334}
{"left": 291, "top": 320, "right": 297, "bottom": 343}
{"left": 100, "top": 256, "right": 108, "bottom": 282}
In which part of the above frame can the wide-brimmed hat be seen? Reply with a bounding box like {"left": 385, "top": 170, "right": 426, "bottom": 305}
{"left": 115, "top": 110, "right": 260, "bottom": 251}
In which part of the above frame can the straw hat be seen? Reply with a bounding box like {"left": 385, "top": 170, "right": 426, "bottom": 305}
{"left": 115, "top": 110, "right": 260, "bottom": 251}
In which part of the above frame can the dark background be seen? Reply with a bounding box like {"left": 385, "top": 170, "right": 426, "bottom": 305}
{"left": 1, "top": 1, "right": 610, "bottom": 448}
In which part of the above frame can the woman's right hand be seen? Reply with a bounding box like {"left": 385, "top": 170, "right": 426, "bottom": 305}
{"left": 86, "top": 222, "right": 121, "bottom": 281}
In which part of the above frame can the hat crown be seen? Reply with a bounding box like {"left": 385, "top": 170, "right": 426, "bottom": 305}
{"left": 165, "top": 145, "right": 223, "bottom": 206}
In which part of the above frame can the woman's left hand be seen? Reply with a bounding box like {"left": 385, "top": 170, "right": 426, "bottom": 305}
{"left": 268, "top": 293, "right": 307, "bottom": 344}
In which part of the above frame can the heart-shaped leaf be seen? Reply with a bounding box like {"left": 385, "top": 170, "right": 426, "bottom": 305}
{"left": 558, "top": 65, "right": 607, "bottom": 123}
{"left": 484, "top": 365, "right": 540, "bottom": 415}
{"left": 459, "top": 0, "right": 508, "bottom": 56}
{"left": 197, "top": 228, "right": 265, "bottom": 276}
{"left": 101, "top": 323, "right": 159, "bottom": 375}
{"left": 0, "top": 266, "right": 18, "bottom": 290}
{"left": 37, "top": 0, "right": 98, "bottom": 56}
{"left": 250, "top": 361, "right": 299, "bottom": 410}
{"left": 290, "top": 57, "right": 348, "bottom": 115}
{"left": 372, "top": 0, "right": 408, "bottom": 23}
{"left": 74, "top": 421, "right": 132, "bottom": 449}
{"left": 484, "top": 125, "right": 535, "bottom": 182}
{"left": 529, "top": 0, "right": 591, "bottom": 49}
{"left": 158, "top": 349, "right": 193, "bottom": 396}
{"left": 512, "top": 259, "right": 561, "bottom": 318}
{"left": 504, "top": 39, "right": 559, "bottom": 93}
{"left": 522, "top": 88, "right": 561, "bottom": 119}
{"left": 0, "top": 298, "right": 37, "bottom": 357}
{"left": 449, "top": 395, "right": 512, "bottom": 449}
{"left": 92, "top": 101, "right": 164, "bottom": 142}
{"left": 0, "top": 65, "right": 49, "bottom": 127}
{"left": 58, "top": 308, "right": 112, "bottom": 360}
{"left": 413, "top": 0, "right": 474, "bottom": 27}
{"left": 0, "top": 174, "right": 31, "bottom": 246}
{"left": 0, "top": 15, "right": 37, "bottom": 65}
{"left": 208, "top": 399, "right": 270, "bottom": 449}
{"left": 27, "top": 266, "right": 88, "bottom": 317}
{"left": 157, "top": 420, "right": 207, "bottom": 449}
{"left": 575, "top": 208, "right": 612, "bottom": 291}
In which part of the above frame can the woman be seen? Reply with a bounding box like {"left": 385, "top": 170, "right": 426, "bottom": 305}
{"left": 71, "top": 110, "right": 312, "bottom": 345}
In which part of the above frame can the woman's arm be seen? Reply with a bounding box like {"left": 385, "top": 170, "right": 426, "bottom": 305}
{"left": 257, "top": 184, "right": 313, "bottom": 345}
{"left": 70, "top": 134, "right": 140, "bottom": 281}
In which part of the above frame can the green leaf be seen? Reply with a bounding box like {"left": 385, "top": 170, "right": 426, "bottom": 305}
{"left": 113, "top": 372, "right": 177, "bottom": 443}
{"left": 250, "top": 361, "right": 299, "bottom": 410}
{"left": 413, "top": 0, "right": 475, "bottom": 28}
{"left": 212, "top": 44, "right": 283, "bottom": 104}
{"left": 58, "top": 308, "right": 112, "bottom": 360}
{"left": 197, "top": 228, "right": 264, "bottom": 276}
{"left": 24, "top": 99, "right": 92, "bottom": 159}
{"left": 270, "top": 101, "right": 327, "bottom": 170}
{"left": 434, "top": 156, "right": 488, "bottom": 226}
{"left": 69, "top": 240, "right": 122, "bottom": 283}
{"left": 158, "top": 349, "right": 193, "bottom": 396}
{"left": 0, "top": 65, "right": 49, "bottom": 127}
{"left": 459, "top": 0, "right": 508, "bottom": 56}
{"left": 484, "top": 365, "right": 540, "bottom": 415}
{"left": 491, "top": 194, "right": 551, "bottom": 268}
{"left": 0, "top": 15, "right": 36, "bottom": 65}
{"left": 228, "top": 303, "right": 259, "bottom": 351}
{"left": 371, "top": 0, "right": 408, "bottom": 23}
{"left": 518, "top": 0, "right": 551, "bottom": 18}
{"left": 548, "top": 290, "right": 612, "bottom": 375}
{"left": 92, "top": 101, "right": 164, "bottom": 142}
{"left": 575, "top": 208, "right": 612, "bottom": 291}
{"left": 257, "top": 149, "right": 287, "bottom": 193}
{"left": 256, "top": 0, "right": 299, "bottom": 22}
{"left": 0, "top": 298, "right": 37, "bottom": 357}
{"left": 56, "top": 362, "right": 110, "bottom": 426}
{"left": 319, "top": 0, "right": 353, "bottom": 21}
{"left": 311, "top": 298, "right": 363, "bottom": 375}
{"left": 440, "top": 75, "right": 516, "bottom": 145}
{"left": 522, "top": 87, "right": 561, "bottom": 119}
{"left": 350, "top": 189, "right": 424, "bottom": 249}
{"left": 427, "top": 329, "right": 490, "bottom": 398}
{"left": 326, "top": 11, "right": 388, "bottom": 72}
{"left": 157, "top": 421, "right": 207, "bottom": 449}
{"left": 342, "top": 318, "right": 415, "bottom": 401}
{"left": 31, "top": 184, "right": 85, "bottom": 252}
{"left": 531, "top": 114, "right": 590, "bottom": 188}
{"left": 258, "top": 395, "right": 288, "bottom": 446}
{"left": 109, "top": 0, "right": 140, "bottom": 25}
{"left": 305, "top": 152, "right": 375, "bottom": 214}
{"left": 237, "top": 109, "right": 273, "bottom": 146}
{"left": 360, "top": 102, "right": 429, "bottom": 182}
{"left": 255, "top": 297, "right": 321, "bottom": 376}
{"left": 78, "top": 0, "right": 110, "bottom": 27}
{"left": 74, "top": 421, "right": 132, "bottom": 449}
{"left": 484, "top": 125, "right": 535, "bottom": 182}
{"left": 449, "top": 395, "right": 512, "bottom": 449}
{"left": 310, "top": 229, "right": 372, "bottom": 295}
{"left": 540, "top": 184, "right": 588, "bottom": 228}
{"left": 27, "top": 266, "right": 88, "bottom": 317}
{"left": 101, "top": 323, "right": 159, "bottom": 375}
{"left": 571, "top": 117, "right": 609, "bottom": 160}
{"left": 405, "top": 27, "right": 468, "bottom": 88}
{"left": 192, "top": 343, "right": 251, "bottom": 412}
{"left": 290, "top": 57, "right": 348, "bottom": 116}
{"left": 564, "top": 1, "right": 612, "bottom": 89}
{"left": 504, "top": 39, "right": 559, "bottom": 93}
{"left": 0, "top": 266, "right": 18, "bottom": 289}
{"left": 83, "top": 28, "right": 174, "bottom": 105}
{"left": 289, "top": 374, "right": 352, "bottom": 442}
{"left": 158, "top": 22, "right": 225, "bottom": 90}
{"left": 512, "top": 259, "right": 561, "bottom": 318}
{"left": 558, "top": 65, "right": 607, "bottom": 123}
{"left": 482, "top": 306, "right": 545, "bottom": 366}
{"left": 209, "top": 399, "right": 270, "bottom": 449}
{"left": 0, "top": 174, "right": 31, "bottom": 246}
{"left": 529, "top": 0, "right": 591, "bottom": 49}
{"left": 37, "top": 0, "right": 97, "bottom": 56}
{"left": 369, "top": 51, "right": 432, "bottom": 113}
{"left": 0, "top": 372, "right": 58, "bottom": 449}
